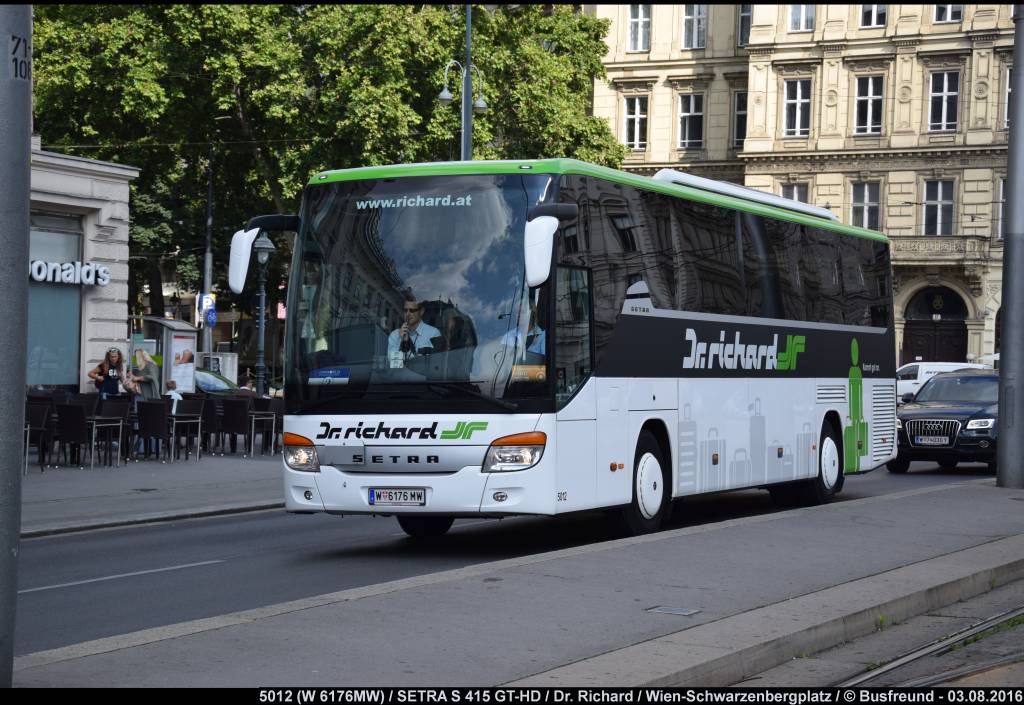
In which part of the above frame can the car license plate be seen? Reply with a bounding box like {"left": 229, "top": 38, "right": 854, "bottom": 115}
{"left": 368, "top": 488, "right": 426, "bottom": 506}
{"left": 916, "top": 436, "right": 948, "bottom": 445}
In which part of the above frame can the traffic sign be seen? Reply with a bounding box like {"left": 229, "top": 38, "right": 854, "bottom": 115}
{"left": 206, "top": 307, "right": 217, "bottom": 326}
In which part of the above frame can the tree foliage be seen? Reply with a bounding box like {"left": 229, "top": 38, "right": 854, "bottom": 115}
{"left": 32, "top": 5, "right": 623, "bottom": 316}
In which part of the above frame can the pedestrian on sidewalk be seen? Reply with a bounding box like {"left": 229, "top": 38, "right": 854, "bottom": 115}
{"left": 88, "top": 347, "right": 126, "bottom": 401}
{"left": 164, "top": 379, "right": 183, "bottom": 414}
{"left": 130, "top": 349, "right": 160, "bottom": 401}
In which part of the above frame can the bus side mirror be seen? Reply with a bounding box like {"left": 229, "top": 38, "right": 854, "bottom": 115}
{"left": 524, "top": 216, "right": 559, "bottom": 288}
{"left": 228, "top": 227, "right": 260, "bottom": 294}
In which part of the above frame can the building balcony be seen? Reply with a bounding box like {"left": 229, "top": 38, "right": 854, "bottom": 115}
{"left": 889, "top": 235, "right": 992, "bottom": 266}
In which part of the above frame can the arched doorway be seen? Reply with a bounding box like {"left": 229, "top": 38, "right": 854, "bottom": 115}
{"left": 901, "top": 286, "right": 969, "bottom": 364}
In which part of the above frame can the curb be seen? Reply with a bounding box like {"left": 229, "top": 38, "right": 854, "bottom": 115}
{"left": 508, "top": 534, "right": 1024, "bottom": 687}
{"left": 20, "top": 503, "right": 285, "bottom": 539}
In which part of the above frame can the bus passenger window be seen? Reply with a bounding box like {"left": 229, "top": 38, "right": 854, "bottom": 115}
{"left": 555, "top": 267, "right": 592, "bottom": 407}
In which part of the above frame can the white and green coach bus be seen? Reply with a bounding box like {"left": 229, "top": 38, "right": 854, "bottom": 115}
{"left": 229, "top": 159, "right": 896, "bottom": 537}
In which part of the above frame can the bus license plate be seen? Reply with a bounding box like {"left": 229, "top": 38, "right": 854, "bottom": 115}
{"left": 369, "top": 488, "right": 426, "bottom": 506}
{"left": 916, "top": 436, "right": 948, "bottom": 445}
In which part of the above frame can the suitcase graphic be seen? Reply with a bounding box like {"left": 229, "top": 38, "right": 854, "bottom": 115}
{"left": 796, "top": 422, "right": 816, "bottom": 479}
{"left": 730, "top": 449, "right": 752, "bottom": 487}
{"left": 843, "top": 419, "right": 869, "bottom": 473}
{"left": 766, "top": 439, "right": 796, "bottom": 482}
{"left": 677, "top": 404, "right": 698, "bottom": 494}
{"left": 749, "top": 398, "right": 766, "bottom": 484}
{"left": 700, "top": 428, "right": 726, "bottom": 493}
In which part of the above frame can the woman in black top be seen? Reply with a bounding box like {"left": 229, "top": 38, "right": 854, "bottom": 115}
{"left": 88, "top": 347, "right": 125, "bottom": 400}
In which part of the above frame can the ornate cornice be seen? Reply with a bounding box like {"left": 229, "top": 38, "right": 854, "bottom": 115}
{"left": 917, "top": 48, "right": 971, "bottom": 69}
{"left": 843, "top": 54, "right": 896, "bottom": 72}
{"left": 772, "top": 58, "right": 819, "bottom": 76}
{"left": 665, "top": 72, "right": 716, "bottom": 90}
{"left": 740, "top": 147, "right": 1008, "bottom": 172}
{"left": 610, "top": 76, "right": 657, "bottom": 92}
{"left": 722, "top": 70, "right": 750, "bottom": 87}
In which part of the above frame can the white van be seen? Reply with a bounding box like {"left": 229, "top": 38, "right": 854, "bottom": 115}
{"left": 896, "top": 361, "right": 988, "bottom": 401}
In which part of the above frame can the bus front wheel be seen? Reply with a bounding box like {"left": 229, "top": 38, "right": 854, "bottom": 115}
{"left": 616, "top": 430, "right": 671, "bottom": 535}
{"left": 397, "top": 515, "right": 454, "bottom": 539}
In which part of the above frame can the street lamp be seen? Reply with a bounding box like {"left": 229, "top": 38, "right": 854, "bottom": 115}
{"left": 252, "top": 231, "right": 275, "bottom": 397}
{"left": 436, "top": 5, "right": 486, "bottom": 161}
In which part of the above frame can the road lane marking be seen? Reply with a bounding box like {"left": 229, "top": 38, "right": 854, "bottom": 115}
{"left": 18, "top": 560, "right": 224, "bottom": 594}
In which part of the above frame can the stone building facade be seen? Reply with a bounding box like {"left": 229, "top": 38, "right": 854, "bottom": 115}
{"left": 590, "top": 4, "right": 1013, "bottom": 364}
{"left": 29, "top": 134, "right": 139, "bottom": 391}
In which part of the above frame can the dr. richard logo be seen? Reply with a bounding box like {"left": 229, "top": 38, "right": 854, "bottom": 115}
{"left": 682, "top": 328, "right": 805, "bottom": 372}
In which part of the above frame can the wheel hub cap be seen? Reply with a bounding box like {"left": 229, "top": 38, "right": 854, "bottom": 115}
{"left": 821, "top": 437, "right": 840, "bottom": 490}
{"left": 636, "top": 453, "right": 664, "bottom": 520}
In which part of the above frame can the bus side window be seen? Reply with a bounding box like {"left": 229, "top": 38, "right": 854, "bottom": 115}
{"left": 670, "top": 199, "right": 745, "bottom": 318}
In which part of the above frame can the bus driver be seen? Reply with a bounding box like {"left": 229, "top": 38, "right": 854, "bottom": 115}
{"left": 388, "top": 292, "right": 442, "bottom": 362}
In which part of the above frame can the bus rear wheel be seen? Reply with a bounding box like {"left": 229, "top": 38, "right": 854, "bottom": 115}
{"left": 616, "top": 430, "right": 670, "bottom": 535}
{"left": 397, "top": 515, "right": 454, "bottom": 539}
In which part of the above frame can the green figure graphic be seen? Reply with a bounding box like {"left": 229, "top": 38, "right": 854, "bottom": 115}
{"left": 843, "top": 339, "right": 869, "bottom": 473}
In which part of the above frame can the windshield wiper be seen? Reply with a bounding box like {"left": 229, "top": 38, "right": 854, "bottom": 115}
{"left": 426, "top": 382, "right": 518, "bottom": 411}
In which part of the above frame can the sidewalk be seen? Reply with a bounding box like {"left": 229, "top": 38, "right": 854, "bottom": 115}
{"left": 20, "top": 450, "right": 283, "bottom": 537}
{"left": 13, "top": 475, "right": 1024, "bottom": 686}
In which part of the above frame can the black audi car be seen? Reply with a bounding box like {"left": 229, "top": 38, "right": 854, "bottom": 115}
{"left": 888, "top": 369, "right": 998, "bottom": 473}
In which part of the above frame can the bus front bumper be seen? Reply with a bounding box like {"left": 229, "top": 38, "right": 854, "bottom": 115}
{"left": 283, "top": 462, "right": 555, "bottom": 517}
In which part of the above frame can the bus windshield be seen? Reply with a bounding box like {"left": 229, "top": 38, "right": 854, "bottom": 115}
{"left": 286, "top": 173, "right": 555, "bottom": 414}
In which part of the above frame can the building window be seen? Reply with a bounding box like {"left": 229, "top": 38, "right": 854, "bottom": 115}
{"left": 933, "top": 4, "right": 962, "bottom": 23}
{"left": 995, "top": 177, "right": 1003, "bottom": 240}
{"left": 682, "top": 5, "right": 707, "bottom": 49}
{"left": 852, "top": 182, "right": 880, "bottom": 230}
{"left": 678, "top": 94, "right": 704, "bottom": 148}
{"left": 734, "top": 91, "right": 748, "bottom": 148}
{"left": 738, "top": 5, "right": 752, "bottom": 47}
{"left": 923, "top": 180, "right": 954, "bottom": 236}
{"left": 28, "top": 213, "right": 83, "bottom": 387}
{"left": 861, "top": 5, "right": 887, "bottom": 27}
{"left": 1006, "top": 68, "right": 1012, "bottom": 129}
{"left": 628, "top": 5, "right": 651, "bottom": 52}
{"left": 929, "top": 71, "right": 959, "bottom": 132}
{"left": 855, "top": 76, "right": 884, "bottom": 135}
{"left": 782, "top": 184, "right": 809, "bottom": 203}
{"left": 784, "top": 79, "right": 811, "bottom": 137}
{"left": 790, "top": 5, "right": 814, "bottom": 32}
{"left": 624, "top": 96, "right": 648, "bottom": 150}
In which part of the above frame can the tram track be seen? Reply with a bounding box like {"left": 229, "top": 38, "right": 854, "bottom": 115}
{"left": 837, "top": 604, "right": 1024, "bottom": 687}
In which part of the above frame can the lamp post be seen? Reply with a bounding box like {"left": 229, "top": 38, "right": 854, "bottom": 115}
{"left": 252, "top": 231, "right": 275, "bottom": 397}
{"left": 437, "top": 5, "right": 486, "bottom": 161}
{"left": 202, "top": 116, "right": 230, "bottom": 360}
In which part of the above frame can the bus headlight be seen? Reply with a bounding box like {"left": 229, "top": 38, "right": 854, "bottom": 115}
{"left": 283, "top": 432, "right": 320, "bottom": 472}
{"left": 483, "top": 432, "right": 546, "bottom": 473}
{"left": 966, "top": 418, "right": 994, "bottom": 430}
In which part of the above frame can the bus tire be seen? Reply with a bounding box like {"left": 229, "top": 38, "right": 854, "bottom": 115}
{"left": 397, "top": 515, "right": 454, "bottom": 539}
{"left": 616, "top": 430, "right": 670, "bottom": 535}
{"left": 798, "top": 422, "right": 842, "bottom": 505}
{"left": 886, "top": 458, "right": 910, "bottom": 474}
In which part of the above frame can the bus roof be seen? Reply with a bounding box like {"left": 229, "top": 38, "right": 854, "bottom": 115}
{"left": 309, "top": 159, "right": 888, "bottom": 243}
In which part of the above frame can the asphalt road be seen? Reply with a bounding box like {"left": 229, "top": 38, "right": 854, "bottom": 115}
{"left": 15, "top": 460, "right": 990, "bottom": 656}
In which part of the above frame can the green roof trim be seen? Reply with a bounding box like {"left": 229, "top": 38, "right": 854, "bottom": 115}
{"left": 309, "top": 159, "right": 888, "bottom": 243}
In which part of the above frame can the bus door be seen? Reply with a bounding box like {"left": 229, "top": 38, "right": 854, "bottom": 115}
{"left": 553, "top": 267, "right": 598, "bottom": 512}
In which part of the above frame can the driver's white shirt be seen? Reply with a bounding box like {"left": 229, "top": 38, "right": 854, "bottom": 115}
{"left": 387, "top": 322, "right": 442, "bottom": 357}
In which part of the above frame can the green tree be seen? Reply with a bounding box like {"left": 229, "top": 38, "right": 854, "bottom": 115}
{"left": 32, "top": 4, "right": 623, "bottom": 321}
